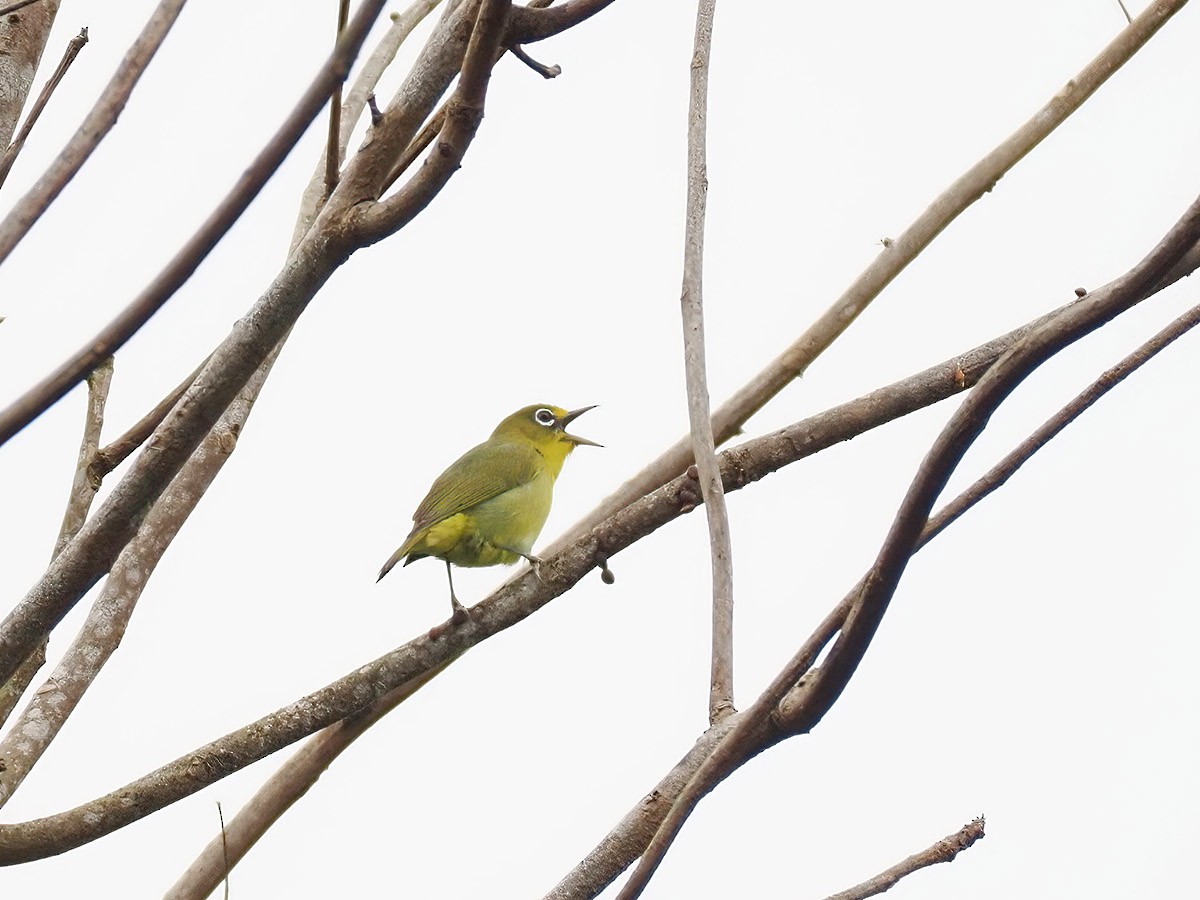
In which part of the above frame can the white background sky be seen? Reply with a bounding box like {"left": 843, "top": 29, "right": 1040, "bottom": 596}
{"left": 1, "top": 1, "right": 1198, "bottom": 897}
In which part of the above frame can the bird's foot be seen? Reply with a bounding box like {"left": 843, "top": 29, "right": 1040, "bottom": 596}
{"left": 524, "top": 553, "right": 546, "bottom": 582}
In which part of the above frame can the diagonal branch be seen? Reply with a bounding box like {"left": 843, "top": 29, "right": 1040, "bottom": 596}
{"left": 0, "top": 1, "right": 391, "bottom": 690}
{"left": 677, "top": 0, "right": 734, "bottom": 725}
{"left": 921, "top": 296, "right": 1200, "bottom": 545}
{"left": 821, "top": 817, "right": 986, "bottom": 900}
{"left": 0, "top": 0, "right": 180, "bottom": 260}
{"left": 0, "top": 0, "right": 59, "bottom": 149}
{"left": 0, "top": 0, "right": 386, "bottom": 449}
{"left": 0, "top": 26, "right": 88, "bottom": 190}
{"left": 551, "top": 289, "right": 1200, "bottom": 900}
{"left": 612, "top": 191, "right": 1200, "bottom": 900}
{"left": 506, "top": 0, "right": 617, "bottom": 43}
{"left": 540, "top": 0, "right": 1191, "bottom": 557}
{"left": 0, "top": 358, "right": 110, "bottom": 728}
{"left": 348, "top": 0, "right": 513, "bottom": 243}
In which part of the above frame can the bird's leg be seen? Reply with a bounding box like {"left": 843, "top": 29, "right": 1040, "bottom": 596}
{"left": 446, "top": 561, "right": 469, "bottom": 624}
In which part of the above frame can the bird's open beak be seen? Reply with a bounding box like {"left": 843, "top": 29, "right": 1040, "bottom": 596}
{"left": 560, "top": 405, "right": 602, "bottom": 447}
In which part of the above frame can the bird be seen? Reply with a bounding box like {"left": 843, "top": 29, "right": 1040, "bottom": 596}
{"left": 378, "top": 404, "right": 600, "bottom": 620}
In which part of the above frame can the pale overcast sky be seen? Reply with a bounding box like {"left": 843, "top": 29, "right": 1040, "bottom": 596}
{"left": 2, "top": 2, "right": 1198, "bottom": 898}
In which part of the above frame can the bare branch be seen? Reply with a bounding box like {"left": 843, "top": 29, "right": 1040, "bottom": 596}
{"left": 378, "top": 0, "right": 555, "bottom": 194}
{"left": 821, "top": 818, "right": 986, "bottom": 900}
{"left": 0, "top": 0, "right": 181, "bottom": 261}
{"left": 507, "top": 0, "right": 617, "bottom": 43}
{"left": 323, "top": 0, "right": 351, "bottom": 198}
{"left": 163, "top": 659, "right": 457, "bottom": 900}
{"left": 0, "top": 0, "right": 59, "bottom": 148}
{"left": 541, "top": 0, "right": 1191, "bottom": 556}
{"left": 592, "top": 228, "right": 1200, "bottom": 898}
{"left": 0, "top": 358, "right": 110, "bottom": 727}
{"left": 349, "top": 0, "right": 513, "bottom": 243}
{"left": 0, "top": 402, "right": 252, "bottom": 809}
{"left": 922, "top": 297, "right": 1200, "bottom": 546}
{"left": 0, "top": 1, "right": 47, "bottom": 20}
{"left": 0, "top": 26, "right": 87, "bottom": 190}
{"left": 800, "top": 192, "right": 1200, "bottom": 739}
{"left": 53, "top": 358, "right": 112, "bottom": 556}
{"left": 0, "top": 0, "right": 385, "bottom": 449}
{"left": 8, "top": 269, "right": 1194, "bottom": 862}
{"left": 676, "top": 0, "right": 732, "bottom": 725}
{"left": 90, "top": 356, "right": 208, "bottom": 479}
{"left": 544, "top": 718, "right": 739, "bottom": 900}
{"left": 292, "top": 0, "right": 446, "bottom": 247}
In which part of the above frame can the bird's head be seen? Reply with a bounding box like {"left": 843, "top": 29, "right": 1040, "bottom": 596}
{"left": 493, "top": 405, "right": 601, "bottom": 463}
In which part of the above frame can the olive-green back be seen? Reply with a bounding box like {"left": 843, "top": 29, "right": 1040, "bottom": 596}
{"left": 410, "top": 439, "right": 543, "bottom": 534}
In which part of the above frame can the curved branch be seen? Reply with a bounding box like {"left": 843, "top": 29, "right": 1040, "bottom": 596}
{"left": 611, "top": 194, "right": 1200, "bottom": 897}
{"left": 540, "top": 0, "right": 1191, "bottom": 559}
{"left": 506, "top": 0, "right": 617, "bottom": 43}
{"left": 0, "top": 0, "right": 386, "bottom": 448}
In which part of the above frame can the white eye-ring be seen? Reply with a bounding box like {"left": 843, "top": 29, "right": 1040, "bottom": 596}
{"left": 534, "top": 408, "right": 556, "bottom": 427}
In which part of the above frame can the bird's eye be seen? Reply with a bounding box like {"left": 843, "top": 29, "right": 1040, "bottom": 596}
{"left": 534, "top": 408, "right": 556, "bottom": 427}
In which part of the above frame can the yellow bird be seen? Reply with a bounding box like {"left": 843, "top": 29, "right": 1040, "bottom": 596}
{"left": 378, "top": 404, "right": 599, "bottom": 619}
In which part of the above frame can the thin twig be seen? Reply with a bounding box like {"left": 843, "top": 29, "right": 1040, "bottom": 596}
{"left": 538, "top": 0, "right": 1191, "bottom": 561}
{"left": 0, "top": 0, "right": 386, "bottom": 447}
{"left": 91, "top": 356, "right": 210, "bottom": 479}
{"left": 508, "top": 43, "right": 560, "bottom": 78}
{"left": 821, "top": 818, "right": 986, "bottom": 900}
{"left": 1117, "top": 0, "right": 1134, "bottom": 24}
{"left": 0, "top": 358, "right": 111, "bottom": 728}
{"left": 921, "top": 297, "right": 1200, "bottom": 547}
{"left": 677, "top": 0, "right": 733, "bottom": 726}
{"left": 0, "top": 0, "right": 185, "bottom": 262}
{"left": 323, "top": 0, "right": 351, "bottom": 199}
{"left": 0, "top": 26, "right": 87, "bottom": 190}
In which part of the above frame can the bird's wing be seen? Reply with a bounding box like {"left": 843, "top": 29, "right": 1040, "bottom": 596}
{"left": 410, "top": 440, "right": 542, "bottom": 532}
